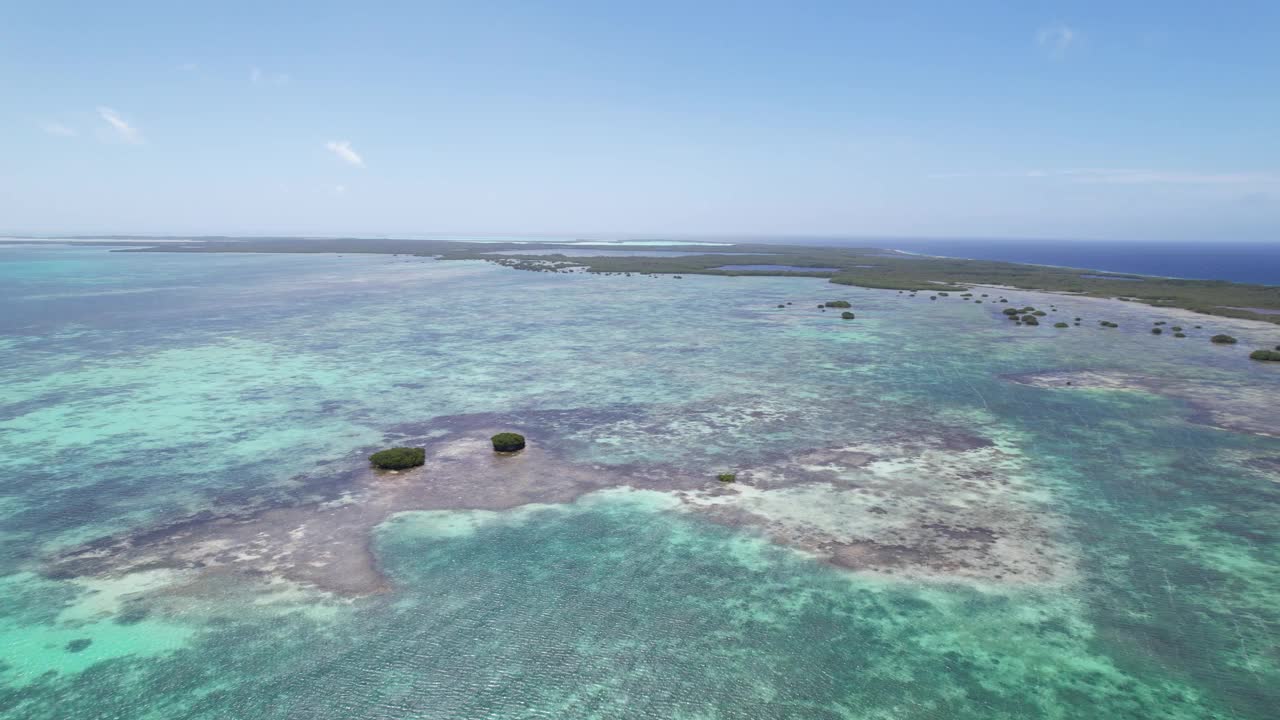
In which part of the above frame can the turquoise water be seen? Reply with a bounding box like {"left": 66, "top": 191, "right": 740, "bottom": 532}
{"left": 1, "top": 244, "right": 1277, "bottom": 718}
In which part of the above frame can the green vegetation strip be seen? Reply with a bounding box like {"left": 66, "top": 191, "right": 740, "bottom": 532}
{"left": 103, "top": 236, "right": 1280, "bottom": 324}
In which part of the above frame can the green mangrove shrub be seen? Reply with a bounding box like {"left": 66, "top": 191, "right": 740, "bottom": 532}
{"left": 369, "top": 447, "right": 426, "bottom": 470}
{"left": 1210, "top": 334, "right": 1238, "bottom": 344}
{"left": 491, "top": 432, "right": 527, "bottom": 452}
{"left": 824, "top": 300, "right": 852, "bottom": 308}
{"left": 1054, "top": 322, "right": 1069, "bottom": 328}
{"left": 841, "top": 311, "right": 855, "bottom": 319}
{"left": 1249, "top": 349, "right": 1280, "bottom": 361}
{"left": 717, "top": 472, "right": 737, "bottom": 483}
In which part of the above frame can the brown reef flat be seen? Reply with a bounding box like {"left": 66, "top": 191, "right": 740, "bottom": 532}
{"left": 45, "top": 422, "right": 1076, "bottom": 596}
{"left": 676, "top": 439, "right": 1076, "bottom": 587}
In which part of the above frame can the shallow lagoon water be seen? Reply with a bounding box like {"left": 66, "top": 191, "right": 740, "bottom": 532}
{"left": 1, "top": 244, "right": 1278, "bottom": 719}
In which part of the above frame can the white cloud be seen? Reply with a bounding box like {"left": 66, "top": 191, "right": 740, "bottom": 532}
{"left": 41, "top": 122, "right": 77, "bottom": 137}
{"left": 929, "top": 168, "right": 1280, "bottom": 186}
{"left": 250, "top": 67, "right": 290, "bottom": 86}
{"left": 325, "top": 140, "right": 365, "bottom": 167}
{"left": 333, "top": 184, "right": 347, "bottom": 195}
{"left": 96, "top": 107, "right": 143, "bottom": 144}
{"left": 1060, "top": 169, "right": 1280, "bottom": 185}
{"left": 1036, "top": 23, "right": 1077, "bottom": 58}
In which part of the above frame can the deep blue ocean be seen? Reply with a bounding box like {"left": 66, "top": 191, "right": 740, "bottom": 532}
{"left": 873, "top": 240, "right": 1280, "bottom": 285}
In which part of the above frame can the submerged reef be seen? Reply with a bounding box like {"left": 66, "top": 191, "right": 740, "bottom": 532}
{"left": 676, "top": 436, "right": 1076, "bottom": 587}
{"left": 44, "top": 415, "right": 1077, "bottom": 596}
{"left": 1007, "top": 370, "right": 1277, "bottom": 438}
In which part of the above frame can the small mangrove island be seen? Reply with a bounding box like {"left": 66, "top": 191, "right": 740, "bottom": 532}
{"left": 369, "top": 447, "right": 426, "bottom": 470}
{"left": 491, "top": 432, "right": 527, "bottom": 452}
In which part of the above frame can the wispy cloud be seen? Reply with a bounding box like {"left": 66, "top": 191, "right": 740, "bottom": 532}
{"left": 177, "top": 62, "right": 198, "bottom": 72}
{"left": 929, "top": 168, "right": 1280, "bottom": 186}
{"left": 250, "top": 67, "right": 290, "bottom": 86}
{"left": 1036, "top": 23, "right": 1077, "bottom": 58}
{"left": 96, "top": 107, "right": 144, "bottom": 144}
{"left": 325, "top": 140, "right": 364, "bottom": 167}
{"left": 41, "top": 122, "right": 77, "bottom": 137}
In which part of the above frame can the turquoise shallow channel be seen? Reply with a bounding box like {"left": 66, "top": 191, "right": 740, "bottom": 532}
{"left": 1, "top": 243, "right": 1278, "bottom": 719}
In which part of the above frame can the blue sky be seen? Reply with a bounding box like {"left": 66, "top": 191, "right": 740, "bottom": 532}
{"left": 4, "top": 1, "right": 1278, "bottom": 241}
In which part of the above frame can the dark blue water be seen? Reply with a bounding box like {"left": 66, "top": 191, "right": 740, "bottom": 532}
{"left": 876, "top": 240, "right": 1280, "bottom": 285}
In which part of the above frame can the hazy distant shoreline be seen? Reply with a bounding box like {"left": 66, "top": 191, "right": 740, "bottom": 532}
{"left": 5, "top": 234, "right": 1275, "bottom": 324}
{"left": 5, "top": 234, "right": 1275, "bottom": 285}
